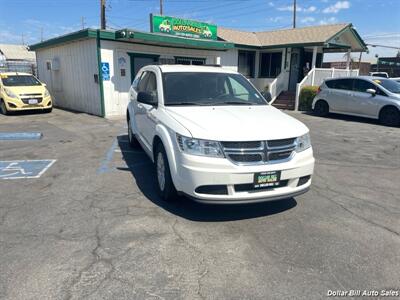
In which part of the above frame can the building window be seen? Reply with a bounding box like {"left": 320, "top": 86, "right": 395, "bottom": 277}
{"left": 259, "top": 52, "right": 282, "bottom": 78}
{"left": 175, "top": 57, "right": 205, "bottom": 65}
{"left": 238, "top": 50, "right": 255, "bottom": 78}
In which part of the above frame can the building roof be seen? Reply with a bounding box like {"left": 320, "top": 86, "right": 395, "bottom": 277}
{"left": 218, "top": 23, "right": 367, "bottom": 52}
{"left": 0, "top": 44, "right": 36, "bottom": 61}
{"left": 29, "top": 28, "right": 234, "bottom": 51}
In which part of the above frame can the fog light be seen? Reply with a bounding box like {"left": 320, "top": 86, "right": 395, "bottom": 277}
{"left": 297, "top": 175, "right": 311, "bottom": 186}
{"left": 8, "top": 103, "right": 17, "bottom": 108}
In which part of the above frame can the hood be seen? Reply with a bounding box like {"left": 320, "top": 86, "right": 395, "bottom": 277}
{"left": 165, "top": 105, "right": 309, "bottom": 141}
{"left": 4, "top": 85, "right": 45, "bottom": 96}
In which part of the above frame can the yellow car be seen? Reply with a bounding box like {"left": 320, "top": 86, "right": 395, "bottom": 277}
{"left": 0, "top": 72, "right": 52, "bottom": 115}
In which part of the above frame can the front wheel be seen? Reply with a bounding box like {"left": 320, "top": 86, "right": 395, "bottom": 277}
{"left": 155, "top": 144, "right": 177, "bottom": 202}
{"left": 379, "top": 106, "right": 400, "bottom": 127}
{"left": 0, "top": 100, "right": 8, "bottom": 115}
{"left": 314, "top": 100, "right": 329, "bottom": 117}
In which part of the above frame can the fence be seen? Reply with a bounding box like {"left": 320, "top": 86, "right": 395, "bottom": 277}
{"left": 0, "top": 61, "right": 37, "bottom": 75}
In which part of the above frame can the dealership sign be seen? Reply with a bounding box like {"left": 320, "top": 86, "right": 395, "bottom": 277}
{"left": 151, "top": 15, "right": 217, "bottom": 40}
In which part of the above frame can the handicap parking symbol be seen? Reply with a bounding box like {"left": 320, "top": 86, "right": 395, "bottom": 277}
{"left": 0, "top": 160, "right": 56, "bottom": 179}
{"left": 101, "top": 62, "right": 110, "bottom": 81}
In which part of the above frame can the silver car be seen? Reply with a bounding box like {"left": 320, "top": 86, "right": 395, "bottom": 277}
{"left": 312, "top": 76, "right": 400, "bottom": 126}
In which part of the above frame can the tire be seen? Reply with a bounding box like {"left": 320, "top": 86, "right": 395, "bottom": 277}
{"left": 127, "top": 118, "right": 140, "bottom": 148}
{"left": 155, "top": 144, "right": 177, "bottom": 202}
{"left": 379, "top": 106, "right": 400, "bottom": 127}
{"left": 0, "top": 100, "right": 8, "bottom": 115}
{"left": 314, "top": 100, "right": 329, "bottom": 117}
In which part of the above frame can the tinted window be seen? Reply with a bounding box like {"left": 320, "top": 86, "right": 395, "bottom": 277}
{"left": 353, "top": 79, "right": 376, "bottom": 92}
{"left": 162, "top": 72, "right": 266, "bottom": 106}
{"left": 1, "top": 75, "right": 42, "bottom": 86}
{"left": 335, "top": 79, "right": 353, "bottom": 91}
{"left": 259, "top": 52, "right": 282, "bottom": 78}
{"left": 238, "top": 50, "right": 255, "bottom": 78}
{"left": 325, "top": 79, "right": 337, "bottom": 88}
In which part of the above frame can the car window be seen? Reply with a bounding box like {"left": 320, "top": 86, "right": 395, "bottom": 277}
{"left": 227, "top": 76, "right": 252, "bottom": 101}
{"left": 334, "top": 79, "right": 353, "bottom": 91}
{"left": 145, "top": 72, "right": 157, "bottom": 93}
{"left": 353, "top": 79, "right": 376, "bottom": 93}
{"left": 162, "top": 72, "right": 266, "bottom": 106}
{"left": 372, "top": 78, "right": 400, "bottom": 94}
{"left": 137, "top": 72, "right": 149, "bottom": 92}
{"left": 1, "top": 75, "right": 42, "bottom": 86}
{"left": 325, "top": 79, "right": 337, "bottom": 89}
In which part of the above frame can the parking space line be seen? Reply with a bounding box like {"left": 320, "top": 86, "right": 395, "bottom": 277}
{"left": 114, "top": 149, "right": 145, "bottom": 154}
{"left": 0, "top": 132, "right": 43, "bottom": 141}
{"left": 97, "top": 139, "right": 118, "bottom": 174}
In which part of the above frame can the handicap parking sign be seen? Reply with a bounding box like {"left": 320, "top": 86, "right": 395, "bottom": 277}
{"left": 101, "top": 62, "right": 110, "bottom": 81}
{"left": 0, "top": 160, "right": 56, "bottom": 179}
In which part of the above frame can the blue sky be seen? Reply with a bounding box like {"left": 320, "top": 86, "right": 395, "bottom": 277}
{"left": 1, "top": 0, "right": 399, "bottom": 61}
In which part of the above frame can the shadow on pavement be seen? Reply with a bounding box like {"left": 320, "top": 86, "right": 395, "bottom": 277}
{"left": 303, "top": 111, "right": 382, "bottom": 126}
{"left": 117, "top": 134, "right": 297, "bottom": 222}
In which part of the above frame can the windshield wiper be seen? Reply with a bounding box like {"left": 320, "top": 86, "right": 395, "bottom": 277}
{"left": 166, "top": 102, "right": 211, "bottom": 106}
{"left": 212, "top": 101, "right": 256, "bottom": 105}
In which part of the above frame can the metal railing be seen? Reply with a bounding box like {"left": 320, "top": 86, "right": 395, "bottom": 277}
{"left": 269, "top": 71, "right": 287, "bottom": 104}
{"left": 295, "top": 68, "right": 359, "bottom": 110}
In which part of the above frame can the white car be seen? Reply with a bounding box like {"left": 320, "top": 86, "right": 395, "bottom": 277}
{"left": 312, "top": 76, "right": 400, "bottom": 126}
{"left": 127, "top": 65, "right": 314, "bottom": 203}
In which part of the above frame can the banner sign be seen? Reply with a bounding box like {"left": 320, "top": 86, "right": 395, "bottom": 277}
{"left": 151, "top": 15, "right": 217, "bottom": 40}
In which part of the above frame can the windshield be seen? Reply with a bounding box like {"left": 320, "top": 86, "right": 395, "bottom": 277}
{"left": 1, "top": 75, "right": 42, "bottom": 86}
{"left": 372, "top": 78, "right": 400, "bottom": 94}
{"left": 162, "top": 72, "right": 267, "bottom": 106}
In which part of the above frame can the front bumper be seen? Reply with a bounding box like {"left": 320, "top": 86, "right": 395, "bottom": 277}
{"left": 3, "top": 96, "right": 52, "bottom": 111}
{"left": 173, "top": 147, "right": 314, "bottom": 204}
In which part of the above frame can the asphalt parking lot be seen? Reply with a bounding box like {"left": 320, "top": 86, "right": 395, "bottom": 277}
{"left": 0, "top": 108, "right": 399, "bottom": 299}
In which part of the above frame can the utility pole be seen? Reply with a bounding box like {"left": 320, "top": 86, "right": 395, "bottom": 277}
{"left": 21, "top": 33, "right": 25, "bottom": 45}
{"left": 160, "top": 0, "right": 163, "bottom": 15}
{"left": 100, "top": 0, "right": 106, "bottom": 30}
{"left": 81, "top": 16, "right": 86, "bottom": 29}
{"left": 293, "top": 0, "right": 297, "bottom": 28}
{"left": 40, "top": 27, "right": 44, "bottom": 42}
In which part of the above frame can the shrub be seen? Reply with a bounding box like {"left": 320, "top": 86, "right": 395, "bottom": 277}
{"left": 299, "top": 86, "right": 319, "bottom": 111}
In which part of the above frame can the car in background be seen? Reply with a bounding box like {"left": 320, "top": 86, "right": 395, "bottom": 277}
{"left": 312, "top": 76, "right": 400, "bottom": 126}
{"left": 390, "top": 77, "right": 400, "bottom": 83}
{"left": 0, "top": 72, "right": 52, "bottom": 115}
{"left": 369, "top": 72, "right": 389, "bottom": 78}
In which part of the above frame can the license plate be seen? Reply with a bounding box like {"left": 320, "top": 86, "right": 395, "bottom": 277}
{"left": 253, "top": 171, "right": 281, "bottom": 188}
{"left": 28, "top": 99, "right": 38, "bottom": 104}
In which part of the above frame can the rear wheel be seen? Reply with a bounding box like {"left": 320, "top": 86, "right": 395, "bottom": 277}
{"left": 0, "top": 100, "right": 8, "bottom": 115}
{"left": 314, "top": 100, "right": 329, "bottom": 117}
{"left": 379, "top": 106, "right": 400, "bottom": 127}
{"left": 155, "top": 144, "right": 177, "bottom": 202}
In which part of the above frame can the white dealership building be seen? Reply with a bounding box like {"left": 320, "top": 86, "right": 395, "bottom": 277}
{"left": 30, "top": 18, "right": 366, "bottom": 117}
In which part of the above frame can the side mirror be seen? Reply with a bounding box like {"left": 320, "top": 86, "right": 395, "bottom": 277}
{"left": 137, "top": 91, "right": 157, "bottom": 106}
{"left": 261, "top": 91, "right": 272, "bottom": 103}
{"left": 366, "top": 88, "right": 376, "bottom": 96}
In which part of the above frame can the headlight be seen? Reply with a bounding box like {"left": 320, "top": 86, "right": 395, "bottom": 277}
{"left": 296, "top": 133, "right": 311, "bottom": 152}
{"left": 4, "top": 88, "right": 18, "bottom": 99}
{"left": 44, "top": 89, "right": 50, "bottom": 97}
{"left": 176, "top": 134, "right": 224, "bottom": 158}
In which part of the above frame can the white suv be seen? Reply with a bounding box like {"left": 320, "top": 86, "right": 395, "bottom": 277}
{"left": 127, "top": 65, "right": 315, "bottom": 204}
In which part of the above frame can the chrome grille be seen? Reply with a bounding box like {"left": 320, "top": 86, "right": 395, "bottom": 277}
{"left": 221, "top": 138, "right": 297, "bottom": 165}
